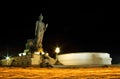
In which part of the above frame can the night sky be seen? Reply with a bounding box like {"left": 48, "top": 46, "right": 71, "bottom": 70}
{"left": 0, "top": 2, "right": 119, "bottom": 64}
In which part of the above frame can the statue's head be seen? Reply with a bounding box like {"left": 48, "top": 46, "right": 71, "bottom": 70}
{"left": 39, "top": 13, "right": 43, "bottom": 21}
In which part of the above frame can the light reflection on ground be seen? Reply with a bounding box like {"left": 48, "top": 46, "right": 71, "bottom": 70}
{"left": 0, "top": 66, "right": 120, "bottom": 79}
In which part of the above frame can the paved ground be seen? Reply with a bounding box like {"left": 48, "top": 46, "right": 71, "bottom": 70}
{"left": 0, "top": 66, "right": 120, "bottom": 79}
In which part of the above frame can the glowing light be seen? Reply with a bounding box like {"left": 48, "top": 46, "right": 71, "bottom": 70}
{"left": 6, "top": 56, "right": 10, "bottom": 60}
{"left": 4, "top": 53, "right": 11, "bottom": 60}
{"left": 41, "top": 52, "right": 45, "bottom": 55}
{"left": 55, "top": 47, "right": 60, "bottom": 54}
{"left": 19, "top": 53, "right": 22, "bottom": 56}
{"left": 23, "top": 53, "right": 26, "bottom": 56}
{"left": 45, "top": 53, "right": 49, "bottom": 56}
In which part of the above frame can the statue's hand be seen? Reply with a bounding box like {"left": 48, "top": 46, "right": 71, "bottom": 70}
{"left": 44, "top": 24, "right": 48, "bottom": 31}
{"left": 46, "top": 24, "right": 48, "bottom": 28}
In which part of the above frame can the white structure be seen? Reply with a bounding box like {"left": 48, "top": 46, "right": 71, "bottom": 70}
{"left": 57, "top": 52, "right": 112, "bottom": 65}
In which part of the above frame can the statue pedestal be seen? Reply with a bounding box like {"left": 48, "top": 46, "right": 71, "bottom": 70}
{"left": 31, "top": 52, "right": 42, "bottom": 66}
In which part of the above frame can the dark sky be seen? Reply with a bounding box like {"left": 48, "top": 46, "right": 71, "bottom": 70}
{"left": 0, "top": 2, "right": 119, "bottom": 63}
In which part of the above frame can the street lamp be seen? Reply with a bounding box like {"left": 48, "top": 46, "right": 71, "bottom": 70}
{"left": 55, "top": 47, "right": 60, "bottom": 55}
{"left": 55, "top": 47, "right": 60, "bottom": 64}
